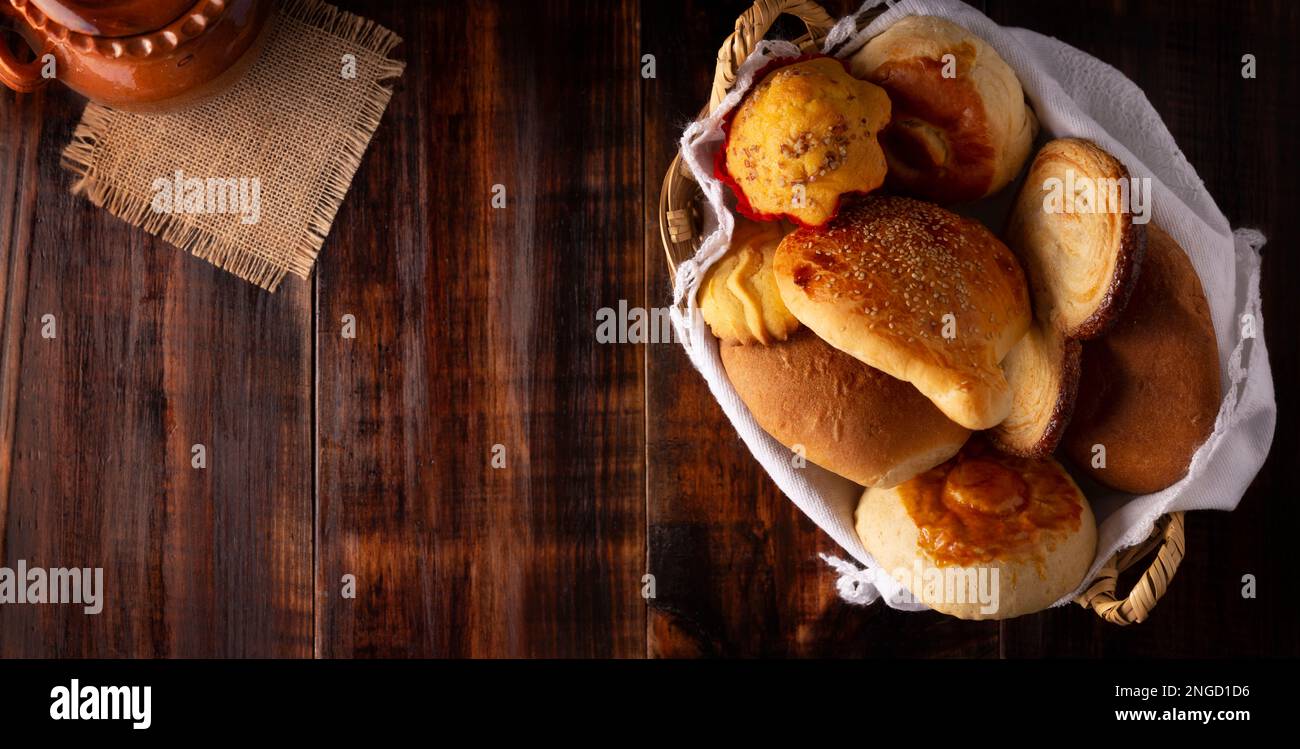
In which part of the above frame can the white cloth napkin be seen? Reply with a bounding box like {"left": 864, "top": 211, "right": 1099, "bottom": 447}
{"left": 671, "top": 0, "right": 1276, "bottom": 609}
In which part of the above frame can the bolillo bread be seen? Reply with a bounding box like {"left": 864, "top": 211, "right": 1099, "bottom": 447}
{"left": 1063, "top": 224, "right": 1221, "bottom": 494}
{"left": 773, "top": 195, "right": 1031, "bottom": 430}
{"left": 849, "top": 15, "right": 1038, "bottom": 204}
{"left": 721, "top": 329, "right": 969, "bottom": 488}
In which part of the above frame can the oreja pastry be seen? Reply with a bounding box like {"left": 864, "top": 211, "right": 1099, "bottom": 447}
{"left": 855, "top": 440, "right": 1097, "bottom": 620}
{"left": 698, "top": 218, "right": 800, "bottom": 345}
{"left": 849, "top": 15, "right": 1037, "bottom": 204}
{"left": 1063, "top": 224, "right": 1220, "bottom": 494}
{"left": 990, "top": 138, "right": 1147, "bottom": 459}
{"left": 773, "top": 195, "right": 1031, "bottom": 430}
{"left": 721, "top": 329, "right": 969, "bottom": 487}
{"left": 990, "top": 321, "right": 1081, "bottom": 458}
{"left": 719, "top": 56, "right": 891, "bottom": 227}
{"left": 1004, "top": 138, "right": 1146, "bottom": 340}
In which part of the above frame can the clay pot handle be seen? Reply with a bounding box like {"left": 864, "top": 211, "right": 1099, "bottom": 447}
{"left": 0, "top": 19, "right": 52, "bottom": 93}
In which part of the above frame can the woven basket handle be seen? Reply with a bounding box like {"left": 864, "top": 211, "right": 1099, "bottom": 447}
{"left": 707, "top": 0, "right": 838, "bottom": 112}
{"left": 1076, "top": 512, "right": 1186, "bottom": 625}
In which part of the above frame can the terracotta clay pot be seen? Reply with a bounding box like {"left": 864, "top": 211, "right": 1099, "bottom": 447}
{"left": 0, "top": 0, "right": 272, "bottom": 111}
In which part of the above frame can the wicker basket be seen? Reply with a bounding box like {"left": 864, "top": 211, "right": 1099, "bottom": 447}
{"left": 656, "top": 0, "right": 1186, "bottom": 625}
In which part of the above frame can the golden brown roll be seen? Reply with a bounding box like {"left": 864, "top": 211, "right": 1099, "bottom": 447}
{"left": 721, "top": 57, "right": 891, "bottom": 227}
{"left": 721, "top": 329, "right": 969, "bottom": 487}
{"left": 698, "top": 218, "right": 800, "bottom": 345}
{"left": 773, "top": 195, "right": 1031, "bottom": 430}
{"left": 990, "top": 320, "right": 1081, "bottom": 458}
{"left": 1063, "top": 224, "right": 1221, "bottom": 494}
{"left": 855, "top": 440, "right": 1096, "bottom": 620}
{"left": 849, "top": 15, "right": 1037, "bottom": 204}
{"left": 1005, "top": 138, "right": 1146, "bottom": 340}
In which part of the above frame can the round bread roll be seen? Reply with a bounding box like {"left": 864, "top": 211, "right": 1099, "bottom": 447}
{"left": 849, "top": 15, "right": 1037, "bottom": 204}
{"left": 855, "top": 441, "right": 1096, "bottom": 620}
{"left": 698, "top": 218, "right": 800, "bottom": 345}
{"left": 721, "top": 329, "right": 969, "bottom": 487}
{"left": 773, "top": 195, "right": 1031, "bottom": 430}
{"left": 721, "top": 57, "right": 891, "bottom": 227}
{"left": 1063, "top": 224, "right": 1221, "bottom": 494}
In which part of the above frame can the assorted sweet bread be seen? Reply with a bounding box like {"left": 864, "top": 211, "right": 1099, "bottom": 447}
{"left": 719, "top": 56, "right": 892, "bottom": 226}
{"left": 848, "top": 15, "right": 1038, "bottom": 204}
{"left": 691, "top": 16, "right": 1220, "bottom": 619}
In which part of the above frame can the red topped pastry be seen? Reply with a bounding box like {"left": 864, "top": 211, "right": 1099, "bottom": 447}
{"left": 718, "top": 56, "right": 891, "bottom": 227}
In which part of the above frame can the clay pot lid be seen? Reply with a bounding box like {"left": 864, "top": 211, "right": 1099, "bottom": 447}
{"left": 25, "top": 0, "right": 199, "bottom": 38}
{"left": 11, "top": 0, "right": 247, "bottom": 58}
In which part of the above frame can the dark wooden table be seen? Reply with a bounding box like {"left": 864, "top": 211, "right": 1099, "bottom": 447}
{"left": 1, "top": 0, "right": 1295, "bottom": 657}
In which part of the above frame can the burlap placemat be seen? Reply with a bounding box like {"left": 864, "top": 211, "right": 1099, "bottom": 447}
{"left": 60, "top": 0, "right": 405, "bottom": 291}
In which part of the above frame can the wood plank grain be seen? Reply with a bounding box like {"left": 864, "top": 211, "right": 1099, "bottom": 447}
{"left": 985, "top": 0, "right": 1300, "bottom": 655}
{"left": 642, "top": 0, "right": 1000, "bottom": 657}
{"left": 0, "top": 84, "right": 313, "bottom": 657}
{"left": 314, "top": 0, "right": 646, "bottom": 657}
{"left": 0, "top": 87, "right": 42, "bottom": 556}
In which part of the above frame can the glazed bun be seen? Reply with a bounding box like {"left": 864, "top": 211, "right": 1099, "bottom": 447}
{"left": 773, "top": 195, "right": 1031, "bottom": 430}
{"left": 721, "top": 329, "right": 969, "bottom": 488}
{"left": 698, "top": 218, "right": 800, "bottom": 345}
{"left": 722, "top": 57, "right": 891, "bottom": 227}
{"left": 849, "top": 15, "right": 1037, "bottom": 204}
{"left": 1063, "top": 224, "right": 1221, "bottom": 494}
{"left": 855, "top": 440, "right": 1096, "bottom": 620}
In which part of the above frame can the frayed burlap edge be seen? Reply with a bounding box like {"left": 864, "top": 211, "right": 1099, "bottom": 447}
{"left": 59, "top": 0, "right": 406, "bottom": 291}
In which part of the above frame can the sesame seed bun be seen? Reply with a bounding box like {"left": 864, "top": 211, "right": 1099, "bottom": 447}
{"left": 772, "top": 195, "right": 1031, "bottom": 430}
